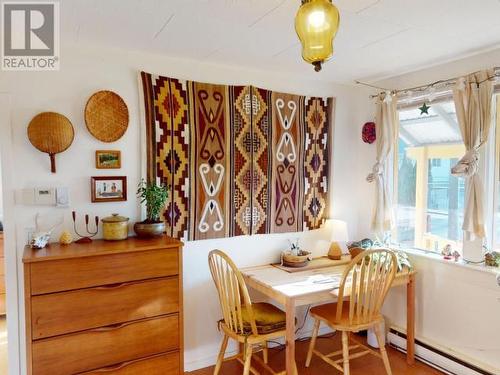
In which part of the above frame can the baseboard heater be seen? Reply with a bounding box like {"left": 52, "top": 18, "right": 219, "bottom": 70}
{"left": 387, "top": 328, "right": 497, "bottom": 375}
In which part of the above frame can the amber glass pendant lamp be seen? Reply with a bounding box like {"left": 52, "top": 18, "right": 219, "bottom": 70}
{"left": 295, "top": 0, "right": 340, "bottom": 72}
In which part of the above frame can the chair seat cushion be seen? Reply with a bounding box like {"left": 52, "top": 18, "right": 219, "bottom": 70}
{"left": 310, "top": 302, "right": 383, "bottom": 331}
{"left": 242, "top": 302, "right": 287, "bottom": 334}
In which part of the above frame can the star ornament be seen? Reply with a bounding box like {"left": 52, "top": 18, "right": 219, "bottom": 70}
{"left": 419, "top": 102, "right": 431, "bottom": 115}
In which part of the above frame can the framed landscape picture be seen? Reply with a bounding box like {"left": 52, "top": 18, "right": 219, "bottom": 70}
{"left": 96, "top": 150, "right": 121, "bottom": 169}
{"left": 91, "top": 176, "right": 127, "bottom": 202}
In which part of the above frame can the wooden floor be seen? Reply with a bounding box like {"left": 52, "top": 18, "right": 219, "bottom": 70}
{"left": 188, "top": 334, "right": 444, "bottom": 375}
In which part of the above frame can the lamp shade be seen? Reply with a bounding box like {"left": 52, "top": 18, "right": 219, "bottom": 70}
{"left": 328, "top": 219, "right": 349, "bottom": 242}
{"left": 295, "top": 0, "right": 340, "bottom": 72}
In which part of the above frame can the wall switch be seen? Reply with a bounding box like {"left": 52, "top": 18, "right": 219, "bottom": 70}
{"left": 56, "top": 187, "right": 70, "bottom": 208}
{"left": 497, "top": 273, "right": 500, "bottom": 287}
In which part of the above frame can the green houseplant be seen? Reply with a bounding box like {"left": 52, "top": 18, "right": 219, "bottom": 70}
{"left": 133, "top": 179, "right": 169, "bottom": 238}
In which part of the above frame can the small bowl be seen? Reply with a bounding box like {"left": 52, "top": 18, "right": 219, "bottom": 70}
{"left": 282, "top": 251, "right": 311, "bottom": 268}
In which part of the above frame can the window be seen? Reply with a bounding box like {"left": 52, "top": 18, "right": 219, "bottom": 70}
{"left": 395, "top": 101, "right": 466, "bottom": 252}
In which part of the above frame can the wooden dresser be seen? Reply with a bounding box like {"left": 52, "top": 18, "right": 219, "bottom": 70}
{"left": 0, "top": 233, "right": 5, "bottom": 315}
{"left": 23, "top": 236, "right": 183, "bottom": 375}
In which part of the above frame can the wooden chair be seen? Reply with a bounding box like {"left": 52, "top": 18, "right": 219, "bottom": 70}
{"left": 208, "top": 250, "right": 294, "bottom": 375}
{"left": 305, "top": 249, "right": 397, "bottom": 375}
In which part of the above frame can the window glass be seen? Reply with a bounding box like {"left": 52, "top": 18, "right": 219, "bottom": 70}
{"left": 395, "top": 101, "right": 465, "bottom": 252}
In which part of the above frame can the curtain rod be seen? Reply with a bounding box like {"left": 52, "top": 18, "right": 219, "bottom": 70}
{"left": 356, "top": 66, "right": 500, "bottom": 99}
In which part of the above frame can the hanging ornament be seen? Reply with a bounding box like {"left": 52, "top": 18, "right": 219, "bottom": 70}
{"left": 362, "top": 122, "right": 376, "bottom": 144}
{"left": 419, "top": 102, "right": 431, "bottom": 115}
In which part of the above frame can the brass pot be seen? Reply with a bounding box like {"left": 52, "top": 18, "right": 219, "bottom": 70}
{"left": 102, "top": 214, "right": 129, "bottom": 241}
{"left": 133, "top": 221, "right": 165, "bottom": 238}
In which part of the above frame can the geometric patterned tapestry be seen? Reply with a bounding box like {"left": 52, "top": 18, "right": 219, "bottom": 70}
{"left": 140, "top": 71, "right": 335, "bottom": 241}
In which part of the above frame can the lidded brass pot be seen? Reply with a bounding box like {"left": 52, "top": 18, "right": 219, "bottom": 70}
{"left": 102, "top": 213, "right": 129, "bottom": 241}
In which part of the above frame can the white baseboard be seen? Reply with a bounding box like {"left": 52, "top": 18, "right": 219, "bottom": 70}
{"left": 387, "top": 328, "right": 498, "bottom": 375}
{"left": 184, "top": 326, "right": 334, "bottom": 372}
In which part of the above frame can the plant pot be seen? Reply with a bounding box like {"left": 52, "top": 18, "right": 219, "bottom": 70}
{"left": 133, "top": 221, "right": 166, "bottom": 238}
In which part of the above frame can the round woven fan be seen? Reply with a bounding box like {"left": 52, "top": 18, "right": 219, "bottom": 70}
{"left": 28, "top": 112, "right": 75, "bottom": 173}
{"left": 85, "top": 90, "right": 129, "bottom": 142}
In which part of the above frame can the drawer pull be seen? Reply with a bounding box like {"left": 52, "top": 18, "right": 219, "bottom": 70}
{"left": 90, "top": 321, "right": 131, "bottom": 332}
{"left": 89, "top": 360, "right": 131, "bottom": 372}
{"left": 95, "top": 282, "right": 129, "bottom": 290}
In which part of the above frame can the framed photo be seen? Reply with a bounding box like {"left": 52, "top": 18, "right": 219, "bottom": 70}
{"left": 96, "top": 150, "right": 121, "bottom": 169}
{"left": 91, "top": 176, "right": 127, "bottom": 203}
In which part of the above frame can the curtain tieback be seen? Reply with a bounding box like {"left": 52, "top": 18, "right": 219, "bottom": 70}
{"left": 451, "top": 148, "right": 480, "bottom": 178}
{"left": 366, "top": 163, "right": 383, "bottom": 183}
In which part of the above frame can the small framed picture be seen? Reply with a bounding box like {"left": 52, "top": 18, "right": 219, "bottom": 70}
{"left": 95, "top": 150, "right": 121, "bottom": 169}
{"left": 91, "top": 176, "right": 127, "bottom": 203}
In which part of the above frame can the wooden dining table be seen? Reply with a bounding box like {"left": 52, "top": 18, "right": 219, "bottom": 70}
{"left": 241, "top": 259, "right": 416, "bottom": 375}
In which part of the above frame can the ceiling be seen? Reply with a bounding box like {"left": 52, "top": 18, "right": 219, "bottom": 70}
{"left": 61, "top": 0, "right": 500, "bottom": 84}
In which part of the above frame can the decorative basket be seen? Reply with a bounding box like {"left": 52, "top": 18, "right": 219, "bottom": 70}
{"left": 85, "top": 90, "right": 129, "bottom": 143}
{"left": 281, "top": 250, "right": 312, "bottom": 268}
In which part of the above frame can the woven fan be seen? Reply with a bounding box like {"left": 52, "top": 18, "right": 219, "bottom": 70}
{"left": 28, "top": 112, "right": 75, "bottom": 173}
{"left": 85, "top": 90, "right": 129, "bottom": 142}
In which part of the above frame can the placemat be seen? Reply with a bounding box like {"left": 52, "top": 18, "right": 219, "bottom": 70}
{"left": 272, "top": 255, "right": 351, "bottom": 273}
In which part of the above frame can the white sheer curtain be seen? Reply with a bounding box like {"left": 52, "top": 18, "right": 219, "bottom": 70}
{"left": 451, "top": 69, "right": 494, "bottom": 239}
{"left": 367, "top": 92, "right": 398, "bottom": 234}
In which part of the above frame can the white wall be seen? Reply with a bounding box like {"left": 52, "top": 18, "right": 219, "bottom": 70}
{"left": 377, "top": 48, "right": 500, "bottom": 372}
{"left": 0, "top": 44, "right": 375, "bottom": 374}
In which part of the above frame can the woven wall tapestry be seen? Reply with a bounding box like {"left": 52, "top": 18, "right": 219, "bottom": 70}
{"left": 140, "top": 71, "right": 334, "bottom": 241}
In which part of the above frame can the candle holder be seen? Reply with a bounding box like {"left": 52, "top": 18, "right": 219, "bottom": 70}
{"left": 72, "top": 211, "right": 99, "bottom": 243}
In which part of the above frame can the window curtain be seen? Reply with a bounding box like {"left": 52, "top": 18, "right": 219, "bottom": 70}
{"left": 367, "top": 92, "right": 399, "bottom": 234}
{"left": 451, "top": 69, "right": 494, "bottom": 239}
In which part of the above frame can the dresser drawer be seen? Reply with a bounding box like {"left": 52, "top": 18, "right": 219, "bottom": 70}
{"left": 30, "top": 249, "right": 179, "bottom": 295}
{"left": 32, "top": 277, "right": 179, "bottom": 339}
{"left": 32, "top": 314, "right": 179, "bottom": 375}
{"left": 0, "top": 256, "right": 4, "bottom": 276}
{"left": 80, "top": 351, "right": 180, "bottom": 375}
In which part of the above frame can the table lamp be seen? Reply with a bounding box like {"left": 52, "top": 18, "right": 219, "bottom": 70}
{"left": 326, "top": 219, "right": 349, "bottom": 260}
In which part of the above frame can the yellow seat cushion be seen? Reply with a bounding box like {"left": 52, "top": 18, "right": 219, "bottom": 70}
{"left": 241, "top": 302, "right": 287, "bottom": 334}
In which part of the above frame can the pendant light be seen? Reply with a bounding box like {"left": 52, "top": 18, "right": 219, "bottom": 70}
{"left": 295, "top": 0, "right": 340, "bottom": 72}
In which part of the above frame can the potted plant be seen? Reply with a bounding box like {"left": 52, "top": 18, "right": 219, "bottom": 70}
{"left": 134, "top": 179, "right": 169, "bottom": 238}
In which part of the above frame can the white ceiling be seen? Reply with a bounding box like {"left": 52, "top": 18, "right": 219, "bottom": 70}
{"left": 61, "top": 0, "right": 500, "bottom": 84}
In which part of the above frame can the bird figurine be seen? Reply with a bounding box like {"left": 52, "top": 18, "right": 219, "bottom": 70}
{"left": 59, "top": 230, "right": 73, "bottom": 245}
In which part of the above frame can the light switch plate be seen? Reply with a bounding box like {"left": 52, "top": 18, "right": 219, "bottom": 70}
{"left": 56, "top": 187, "right": 70, "bottom": 207}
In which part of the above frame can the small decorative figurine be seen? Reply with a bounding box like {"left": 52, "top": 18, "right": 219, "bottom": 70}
{"left": 72, "top": 211, "right": 99, "bottom": 243}
{"left": 452, "top": 250, "right": 461, "bottom": 262}
{"left": 442, "top": 244, "right": 452, "bottom": 259}
{"left": 30, "top": 232, "right": 51, "bottom": 249}
{"left": 59, "top": 230, "right": 73, "bottom": 245}
{"left": 29, "top": 213, "right": 63, "bottom": 249}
